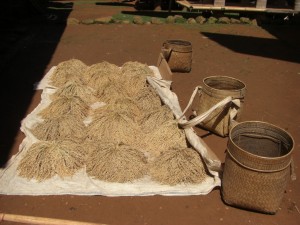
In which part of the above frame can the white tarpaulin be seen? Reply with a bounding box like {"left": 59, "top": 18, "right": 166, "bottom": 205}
{"left": 0, "top": 65, "right": 221, "bottom": 196}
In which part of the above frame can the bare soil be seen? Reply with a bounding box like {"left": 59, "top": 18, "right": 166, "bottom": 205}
{"left": 0, "top": 1, "right": 300, "bottom": 225}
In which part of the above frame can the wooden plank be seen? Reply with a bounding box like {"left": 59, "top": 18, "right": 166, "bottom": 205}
{"left": 175, "top": 0, "right": 299, "bottom": 13}
{"left": 0, "top": 213, "right": 105, "bottom": 225}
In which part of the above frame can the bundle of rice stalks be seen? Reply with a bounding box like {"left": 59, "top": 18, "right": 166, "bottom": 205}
{"left": 141, "top": 120, "right": 187, "bottom": 159}
{"left": 96, "top": 81, "right": 127, "bottom": 104}
{"left": 140, "top": 105, "right": 174, "bottom": 133}
{"left": 121, "top": 61, "right": 154, "bottom": 78}
{"left": 83, "top": 61, "right": 121, "bottom": 91}
{"left": 133, "top": 86, "right": 162, "bottom": 112}
{"left": 31, "top": 115, "right": 87, "bottom": 141}
{"left": 122, "top": 74, "right": 148, "bottom": 97}
{"left": 94, "top": 97, "right": 142, "bottom": 119}
{"left": 86, "top": 142, "right": 147, "bottom": 183}
{"left": 50, "top": 59, "right": 88, "bottom": 88}
{"left": 149, "top": 147, "right": 208, "bottom": 185}
{"left": 17, "top": 140, "right": 86, "bottom": 181}
{"left": 51, "top": 80, "right": 98, "bottom": 105}
{"left": 38, "top": 96, "right": 89, "bottom": 121}
{"left": 87, "top": 109, "right": 140, "bottom": 145}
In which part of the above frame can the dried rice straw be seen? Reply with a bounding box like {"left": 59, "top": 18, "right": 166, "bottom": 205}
{"left": 93, "top": 97, "right": 142, "bottom": 119}
{"left": 149, "top": 147, "right": 208, "bottom": 185}
{"left": 83, "top": 61, "right": 121, "bottom": 91}
{"left": 96, "top": 82, "right": 127, "bottom": 104}
{"left": 86, "top": 142, "right": 147, "bottom": 183}
{"left": 140, "top": 105, "right": 174, "bottom": 133}
{"left": 141, "top": 120, "right": 187, "bottom": 159}
{"left": 17, "top": 140, "right": 86, "bottom": 181}
{"left": 31, "top": 115, "right": 87, "bottom": 141}
{"left": 87, "top": 109, "right": 139, "bottom": 145}
{"left": 134, "top": 86, "right": 162, "bottom": 112}
{"left": 51, "top": 80, "right": 98, "bottom": 105}
{"left": 121, "top": 61, "right": 154, "bottom": 78}
{"left": 38, "top": 96, "right": 89, "bottom": 121}
{"left": 122, "top": 74, "right": 148, "bottom": 97}
{"left": 50, "top": 59, "right": 88, "bottom": 88}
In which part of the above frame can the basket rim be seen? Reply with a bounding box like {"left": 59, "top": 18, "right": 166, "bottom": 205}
{"left": 203, "top": 76, "right": 246, "bottom": 91}
{"left": 229, "top": 121, "right": 294, "bottom": 161}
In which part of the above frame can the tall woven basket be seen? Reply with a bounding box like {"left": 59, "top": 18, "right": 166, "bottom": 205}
{"left": 222, "top": 121, "right": 294, "bottom": 214}
{"left": 161, "top": 40, "right": 192, "bottom": 73}
{"left": 192, "top": 76, "right": 246, "bottom": 137}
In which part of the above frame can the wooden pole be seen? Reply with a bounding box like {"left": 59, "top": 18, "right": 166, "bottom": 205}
{"left": 0, "top": 213, "right": 105, "bottom": 225}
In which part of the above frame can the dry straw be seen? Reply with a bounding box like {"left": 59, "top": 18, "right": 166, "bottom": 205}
{"left": 87, "top": 109, "right": 139, "bottom": 145}
{"left": 83, "top": 61, "right": 121, "bottom": 91}
{"left": 150, "top": 147, "right": 208, "bottom": 185}
{"left": 51, "top": 80, "right": 98, "bottom": 105}
{"left": 17, "top": 140, "right": 86, "bottom": 181}
{"left": 120, "top": 62, "right": 155, "bottom": 97}
{"left": 134, "top": 86, "right": 162, "bottom": 112}
{"left": 141, "top": 120, "right": 187, "bottom": 159}
{"left": 100, "top": 97, "right": 142, "bottom": 119}
{"left": 86, "top": 142, "right": 147, "bottom": 183}
{"left": 96, "top": 81, "right": 127, "bottom": 104}
{"left": 38, "top": 96, "right": 89, "bottom": 121}
{"left": 31, "top": 115, "right": 87, "bottom": 141}
{"left": 140, "top": 105, "right": 174, "bottom": 133}
{"left": 50, "top": 59, "right": 88, "bottom": 88}
{"left": 121, "top": 61, "right": 154, "bottom": 78}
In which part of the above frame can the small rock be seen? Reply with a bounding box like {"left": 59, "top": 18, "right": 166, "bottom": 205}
{"left": 151, "top": 17, "right": 163, "bottom": 25}
{"left": 166, "top": 15, "right": 175, "bottom": 24}
{"left": 251, "top": 18, "right": 258, "bottom": 26}
{"left": 218, "top": 17, "right": 230, "bottom": 24}
{"left": 230, "top": 18, "right": 241, "bottom": 24}
{"left": 187, "top": 18, "right": 197, "bottom": 24}
{"left": 81, "top": 18, "right": 94, "bottom": 25}
{"left": 207, "top": 16, "right": 217, "bottom": 24}
{"left": 67, "top": 18, "right": 79, "bottom": 25}
{"left": 94, "top": 16, "right": 112, "bottom": 24}
{"left": 133, "top": 16, "right": 144, "bottom": 25}
{"left": 195, "top": 15, "right": 206, "bottom": 24}
{"left": 174, "top": 15, "right": 186, "bottom": 23}
{"left": 240, "top": 17, "right": 251, "bottom": 24}
{"left": 122, "top": 20, "right": 131, "bottom": 24}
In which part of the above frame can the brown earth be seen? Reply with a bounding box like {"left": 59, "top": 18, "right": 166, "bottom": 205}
{"left": 0, "top": 1, "right": 300, "bottom": 225}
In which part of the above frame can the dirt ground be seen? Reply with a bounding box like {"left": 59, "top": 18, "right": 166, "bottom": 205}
{"left": 0, "top": 1, "right": 300, "bottom": 225}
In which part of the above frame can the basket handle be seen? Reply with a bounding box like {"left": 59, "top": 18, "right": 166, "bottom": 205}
{"left": 178, "top": 86, "right": 240, "bottom": 129}
{"left": 161, "top": 47, "right": 173, "bottom": 61}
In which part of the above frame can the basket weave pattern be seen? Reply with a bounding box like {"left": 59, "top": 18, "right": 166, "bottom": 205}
{"left": 222, "top": 121, "right": 294, "bottom": 214}
{"left": 162, "top": 40, "right": 192, "bottom": 73}
{"left": 193, "top": 76, "right": 246, "bottom": 137}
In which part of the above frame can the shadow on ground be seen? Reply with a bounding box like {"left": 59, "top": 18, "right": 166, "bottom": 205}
{"left": 201, "top": 29, "right": 300, "bottom": 63}
{"left": 0, "top": 0, "right": 72, "bottom": 167}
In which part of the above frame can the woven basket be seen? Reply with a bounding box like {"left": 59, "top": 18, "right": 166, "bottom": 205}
{"left": 222, "top": 121, "right": 294, "bottom": 214}
{"left": 192, "top": 76, "right": 246, "bottom": 137}
{"left": 161, "top": 40, "right": 192, "bottom": 73}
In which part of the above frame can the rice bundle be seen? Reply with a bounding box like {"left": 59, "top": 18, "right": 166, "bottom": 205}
{"left": 134, "top": 86, "right": 162, "bottom": 112}
{"left": 50, "top": 59, "right": 88, "bottom": 87}
{"left": 99, "top": 97, "right": 142, "bottom": 119}
{"left": 17, "top": 140, "right": 86, "bottom": 181}
{"left": 140, "top": 105, "right": 174, "bottom": 133}
{"left": 149, "top": 147, "right": 208, "bottom": 185}
{"left": 31, "top": 115, "right": 86, "bottom": 141}
{"left": 121, "top": 61, "right": 154, "bottom": 78}
{"left": 87, "top": 109, "right": 139, "bottom": 145}
{"left": 38, "top": 96, "right": 89, "bottom": 121}
{"left": 51, "top": 80, "right": 98, "bottom": 105}
{"left": 96, "top": 81, "right": 127, "bottom": 104}
{"left": 83, "top": 61, "right": 121, "bottom": 91}
{"left": 142, "top": 120, "right": 187, "bottom": 159}
{"left": 86, "top": 142, "right": 147, "bottom": 183}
